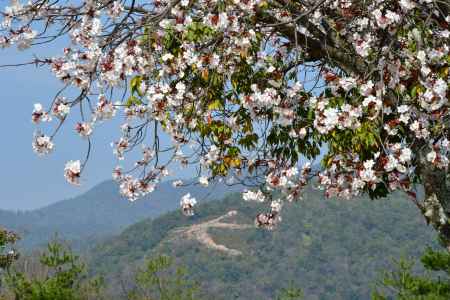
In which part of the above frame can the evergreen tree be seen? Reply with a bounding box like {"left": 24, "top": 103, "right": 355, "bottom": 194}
{"left": 5, "top": 241, "right": 103, "bottom": 300}
{"left": 374, "top": 247, "right": 450, "bottom": 299}
{"left": 128, "top": 255, "right": 200, "bottom": 300}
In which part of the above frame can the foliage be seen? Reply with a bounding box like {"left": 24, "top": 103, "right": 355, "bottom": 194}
{"left": 373, "top": 247, "right": 450, "bottom": 300}
{"left": 90, "top": 191, "right": 436, "bottom": 300}
{"left": 127, "top": 255, "right": 199, "bottom": 300}
{"left": 1, "top": 0, "right": 450, "bottom": 243}
{"left": 4, "top": 241, "right": 104, "bottom": 300}
{"left": 276, "top": 283, "right": 303, "bottom": 300}
{"left": 1, "top": 238, "right": 204, "bottom": 300}
{"left": 0, "top": 190, "right": 442, "bottom": 299}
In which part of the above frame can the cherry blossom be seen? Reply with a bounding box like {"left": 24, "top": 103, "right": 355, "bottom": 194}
{"left": 52, "top": 98, "right": 70, "bottom": 119}
{"left": 31, "top": 103, "right": 51, "bottom": 124}
{"left": 172, "top": 180, "right": 184, "bottom": 187}
{"left": 2, "top": 0, "right": 450, "bottom": 241}
{"left": 32, "top": 133, "right": 54, "bottom": 156}
{"left": 64, "top": 160, "right": 81, "bottom": 185}
{"left": 198, "top": 176, "right": 209, "bottom": 187}
{"left": 75, "top": 122, "right": 93, "bottom": 138}
{"left": 242, "top": 190, "right": 266, "bottom": 203}
{"left": 180, "top": 193, "right": 197, "bottom": 216}
{"left": 255, "top": 199, "right": 283, "bottom": 230}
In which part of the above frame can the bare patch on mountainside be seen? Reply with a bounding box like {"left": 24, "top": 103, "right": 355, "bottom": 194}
{"left": 169, "top": 211, "right": 253, "bottom": 256}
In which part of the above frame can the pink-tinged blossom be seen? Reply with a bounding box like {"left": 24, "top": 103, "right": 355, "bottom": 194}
{"left": 113, "top": 138, "right": 129, "bottom": 160}
{"left": 52, "top": 98, "right": 70, "bottom": 119}
{"left": 353, "top": 33, "right": 373, "bottom": 57}
{"left": 119, "top": 175, "right": 155, "bottom": 201}
{"left": 359, "top": 81, "right": 374, "bottom": 96}
{"left": 420, "top": 78, "right": 448, "bottom": 111}
{"left": 255, "top": 199, "right": 283, "bottom": 230}
{"left": 372, "top": 9, "right": 400, "bottom": 29}
{"left": 271, "top": 199, "right": 283, "bottom": 213}
{"left": 32, "top": 103, "right": 51, "bottom": 124}
{"left": 243, "top": 85, "right": 281, "bottom": 112}
{"left": 112, "top": 166, "right": 123, "bottom": 182}
{"left": 64, "top": 160, "right": 81, "bottom": 185}
{"left": 75, "top": 122, "right": 93, "bottom": 138}
{"left": 426, "top": 149, "right": 449, "bottom": 169}
{"left": 107, "top": 1, "right": 123, "bottom": 19}
{"left": 427, "top": 151, "right": 437, "bottom": 163}
{"left": 94, "top": 95, "right": 116, "bottom": 121}
{"left": 32, "top": 133, "right": 54, "bottom": 156}
{"left": 339, "top": 77, "right": 357, "bottom": 91}
{"left": 180, "top": 193, "right": 197, "bottom": 216}
{"left": 360, "top": 160, "right": 378, "bottom": 184}
{"left": 172, "top": 180, "right": 184, "bottom": 187}
{"left": 135, "top": 147, "right": 155, "bottom": 166}
{"left": 119, "top": 176, "right": 140, "bottom": 201}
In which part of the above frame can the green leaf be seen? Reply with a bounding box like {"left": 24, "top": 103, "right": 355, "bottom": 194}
{"left": 130, "top": 76, "right": 143, "bottom": 96}
{"left": 208, "top": 99, "right": 223, "bottom": 110}
{"left": 126, "top": 95, "right": 142, "bottom": 107}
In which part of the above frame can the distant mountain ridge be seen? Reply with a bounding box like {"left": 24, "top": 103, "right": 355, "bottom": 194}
{"left": 0, "top": 179, "right": 243, "bottom": 249}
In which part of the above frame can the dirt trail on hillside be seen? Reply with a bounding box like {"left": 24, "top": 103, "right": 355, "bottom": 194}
{"left": 169, "top": 211, "right": 253, "bottom": 256}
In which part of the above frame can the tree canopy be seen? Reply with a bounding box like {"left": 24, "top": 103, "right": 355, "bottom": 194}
{"left": 1, "top": 0, "right": 449, "bottom": 241}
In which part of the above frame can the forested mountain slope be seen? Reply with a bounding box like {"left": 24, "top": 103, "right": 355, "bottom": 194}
{"left": 90, "top": 188, "right": 436, "bottom": 300}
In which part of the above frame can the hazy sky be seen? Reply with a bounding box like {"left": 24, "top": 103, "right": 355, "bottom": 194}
{"left": 0, "top": 41, "right": 192, "bottom": 210}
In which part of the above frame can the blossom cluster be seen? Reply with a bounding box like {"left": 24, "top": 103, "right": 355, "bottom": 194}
{"left": 255, "top": 199, "right": 283, "bottom": 230}
{"left": 180, "top": 193, "right": 197, "bottom": 216}
{"left": 1, "top": 0, "right": 449, "bottom": 227}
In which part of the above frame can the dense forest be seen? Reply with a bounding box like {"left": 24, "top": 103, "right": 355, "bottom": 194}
{"left": 4, "top": 188, "right": 450, "bottom": 300}
{"left": 0, "top": 185, "right": 446, "bottom": 299}
{"left": 89, "top": 188, "right": 437, "bottom": 299}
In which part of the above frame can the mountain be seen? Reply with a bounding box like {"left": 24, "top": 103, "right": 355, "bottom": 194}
{"left": 0, "top": 180, "right": 243, "bottom": 250}
{"left": 89, "top": 188, "right": 437, "bottom": 300}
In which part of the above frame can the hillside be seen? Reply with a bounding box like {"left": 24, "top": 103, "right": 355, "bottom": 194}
{"left": 0, "top": 180, "right": 242, "bottom": 249}
{"left": 90, "top": 188, "right": 437, "bottom": 300}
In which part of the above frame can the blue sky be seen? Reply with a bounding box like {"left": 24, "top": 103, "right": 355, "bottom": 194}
{"left": 0, "top": 43, "right": 115, "bottom": 210}
{"left": 0, "top": 48, "right": 319, "bottom": 210}
{"left": 0, "top": 20, "right": 324, "bottom": 211}
{"left": 0, "top": 42, "right": 193, "bottom": 210}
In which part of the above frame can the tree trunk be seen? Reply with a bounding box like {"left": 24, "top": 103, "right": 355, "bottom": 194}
{"left": 418, "top": 150, "right": 450, "bottom": 249}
